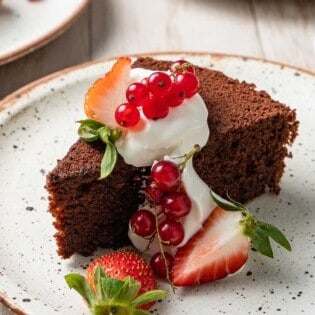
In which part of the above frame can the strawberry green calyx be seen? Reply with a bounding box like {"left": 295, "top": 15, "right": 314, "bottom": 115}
{"left": 65, "top": 266, "right": 167, "bottom": 315}
{"left": 210, "top": 190, "right": 292, "bottom": 258}
{"left": 77, "top": 119, "right": 122, "bottom": 179}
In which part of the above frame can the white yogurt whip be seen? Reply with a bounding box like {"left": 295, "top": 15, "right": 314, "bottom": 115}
{"left": 116, "top": 68, "right": 216, "bottom": 256}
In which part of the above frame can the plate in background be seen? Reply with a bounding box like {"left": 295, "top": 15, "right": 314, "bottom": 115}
{"left": 0, "top": 0, "right": 90, "bottom": 65}
{"left": 0, "top": 52, "right": 314, "bottom": 314}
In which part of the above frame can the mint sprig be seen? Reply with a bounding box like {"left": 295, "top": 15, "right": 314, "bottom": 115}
{"left": 77, "top": 119, "right": 122, "bottom": 179}
{"left": 65, "top": 266, "right": 167, "bottom": 315}
{"left": 210, "top": 190, "right": 292, "bottom": 258}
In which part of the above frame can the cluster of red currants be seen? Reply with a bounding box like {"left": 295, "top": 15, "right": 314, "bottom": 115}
{"left": 115, "top": 60, "right": 200, "bottom": 127}
{"left": 130, "top": 159, "right": 192, "bottom": 279}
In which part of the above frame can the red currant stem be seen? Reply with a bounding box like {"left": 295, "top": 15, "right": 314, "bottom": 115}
{"left": 145, "top": 232, "right": 157, "bottom": 252}
{"left": 154, "top": 205, "right": 176, "bottom": 292}
{"left": 178, "top": 144, "right": 201, "bottom": 171}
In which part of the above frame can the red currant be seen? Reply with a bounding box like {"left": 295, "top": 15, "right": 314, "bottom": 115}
{"left": 145, "top": 180, "right": 165, "bottom": 205}
{"left": 165, "top": 83, "right": 185, "bottom": 107}
{"left": 170, "top": 59, "right": 195, "bottom": 74}
{"left": 147, "top": 72, "right": 172, "bottom": 96}
{"left": 126, "top": 82, "right": 149, "bottom": 105}
{"left": 142, "top": 96, "right": 169, "bottom": 120}
{"left": 151, "top": 160, "right": 181, "bottom": 191}
{"left": 141, "top": 77, "right": 148, "bottom": 86}
{"left": 150, "top": 252, "right": 174, "bottom": 279}
{"left": 162, "top": 191, "right": 192, "bottom": 219}
{"left": 174, "top": 72, "right": 200, "bottom": 98}
{"left": 115, "top": 103, "right": 140, "bottom": 127}
{"left": 130, "top": 209, "right": 156, "bottom": 237}
{"left": 158, "top": 219, "right": 184, "bottom": 246}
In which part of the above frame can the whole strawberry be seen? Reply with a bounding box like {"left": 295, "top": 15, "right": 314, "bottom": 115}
{"left": 65, "top": 251, "right": 167, "bottom": 314}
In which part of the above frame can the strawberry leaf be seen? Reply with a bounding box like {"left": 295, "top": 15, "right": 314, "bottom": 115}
{"left": 257, "top": 222, "right": 291, "bottom": 252}
{"left": 133, "top": 310, "right": 151, "bottom": 315}
{"left": 210, "top": 190, "right": 243, "bottom": 212}
{"left": 101, "top": 276, "right": 126, "bottom": 299}
{"left": 64, "top": 273, "right": 95, "bottom": 308}
{"left": 92, "top": 304, "right": 128, "bottom": 315}
{"left": 99, "top": 141, "right": 117, "bottom": 179}
{"left": 120, "top": 277, "right": 141, "bottom": 302}
{"left": 250, "top": 227, "right": 273, "bottom": 258}
{"left": 131, "top": 290, "right": 168, "bottom": 308}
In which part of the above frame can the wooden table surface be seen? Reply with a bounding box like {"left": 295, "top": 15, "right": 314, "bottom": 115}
{"left": 0, "top": 0, "right": 314, "bottom": 314}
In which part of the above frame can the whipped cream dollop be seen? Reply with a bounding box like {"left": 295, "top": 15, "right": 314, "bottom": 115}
{"left": 116, "top": 68, "right": 216, "bottom": 256}
{"left": 116, "top": 68, "right": 209, "bottom": 167}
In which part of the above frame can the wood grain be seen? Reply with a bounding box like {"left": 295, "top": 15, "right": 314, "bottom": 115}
{"left": 90, "top": 0, "right": 262, "bottom": 59}
{"left": 0, "top": 8, "right": 90, "bottom": 100}
{"left": 252, "top": 0, "right": 315, "bottom": 70}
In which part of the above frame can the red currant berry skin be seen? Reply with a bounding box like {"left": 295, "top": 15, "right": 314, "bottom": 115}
{"left": 145, "top": 180, "right": 165, "bottom": 205}
{"left": 150, "top": 252, "right": 174, "bottom": 279}
{"left": 158, "top": 219, "right": 184, "bottom": 246}
{"left": 142, "top": 96, "right": 169, "bottom": 120}
{"left": 170, "top": 60, "right": 195, "bottom": 74}
{"left": 126, "top": 82, "right": 149, "bottom": 105}
{"left": 174, "top": 72, "right": 200, "bottom": 98}
{"left": 147, "top": 72, "right": 172, "bottom": 96}
{"left": 151, "top": 160, "right": 181, "bottom": 192}
{"left": 115, "top": 103, "right": 140, "bottom": 127}
{"left": 162, "top": 191, "right": 192, "bottom": 219}
{"left": 130, "top": 209, "right": 156, "bottom": 237}
{"left": 165, "top": 83, "right": 186, "bottom": 107}
{"left": 141, "top": 77, "right": 148, "bottom": 86}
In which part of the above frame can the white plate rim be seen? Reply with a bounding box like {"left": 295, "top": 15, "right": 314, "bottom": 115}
{"left": 1, "top": 51, "right": 315, "bottom": 110}
{"left": 0, "top": 51, "right": 314, "bottom": 314}
{"left": 0, "top": 0, "right": 90, "bottom": 66}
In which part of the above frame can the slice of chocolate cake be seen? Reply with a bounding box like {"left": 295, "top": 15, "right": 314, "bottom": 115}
{"left": 46, "top": 57, "right": 298, "bottom": 258}
{"left": 132, "top": 58, "right": 298, "bottom": 202}
{"left": 46, "top": 140, "right": 146, "bottom": 258}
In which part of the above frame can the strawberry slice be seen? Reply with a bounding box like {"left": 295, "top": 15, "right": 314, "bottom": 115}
{"left": 171, "top": 206, "right": 250, "bottom": 286}
{"left": 172, "top": 192, "right": 292, "bottom": 286}
{"left": 84, "top": 57, "right": 131, "bottom": 128}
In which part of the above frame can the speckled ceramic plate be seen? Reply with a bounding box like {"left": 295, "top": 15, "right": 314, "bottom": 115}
{"left": 0, "top": 0, "right": 90, "bottom": 65}
{"left": 0, "top": 53, "right": 314, "bottom": 315}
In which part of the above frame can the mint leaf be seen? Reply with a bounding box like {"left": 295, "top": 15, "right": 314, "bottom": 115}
{"left": 109, "top": 129, "right": 122, "bottom": 143}
{"left": 257, "top": 222, "right": 291, "bottom": 252}
{"left": 77, "top": 119, "right": 105, "bottom": 142}
{"left": 250, "top": 227, "right": 273, "bottom": 258}
{"left": 210, "top": 190, "right": 243, "bottom": 212}
{"left": 98, "top": 126, "right": 112, "bottom": 143}
{"left": 77, "top": 119, "right": 122, "bottom": 179}
{"left": 131, "top": 290, "right": 168, "bottom": 308}
{"left": 99, "top": 141, "right": 117, "bottom": 179}
{"left": 78, "top": 125, "right": 100, "bottom": 142}
{"left": 64, "top": 273, "right": 95, "bottom": 307}
{"left": 77, "top": 119, "right": 105, "bottom": 129}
